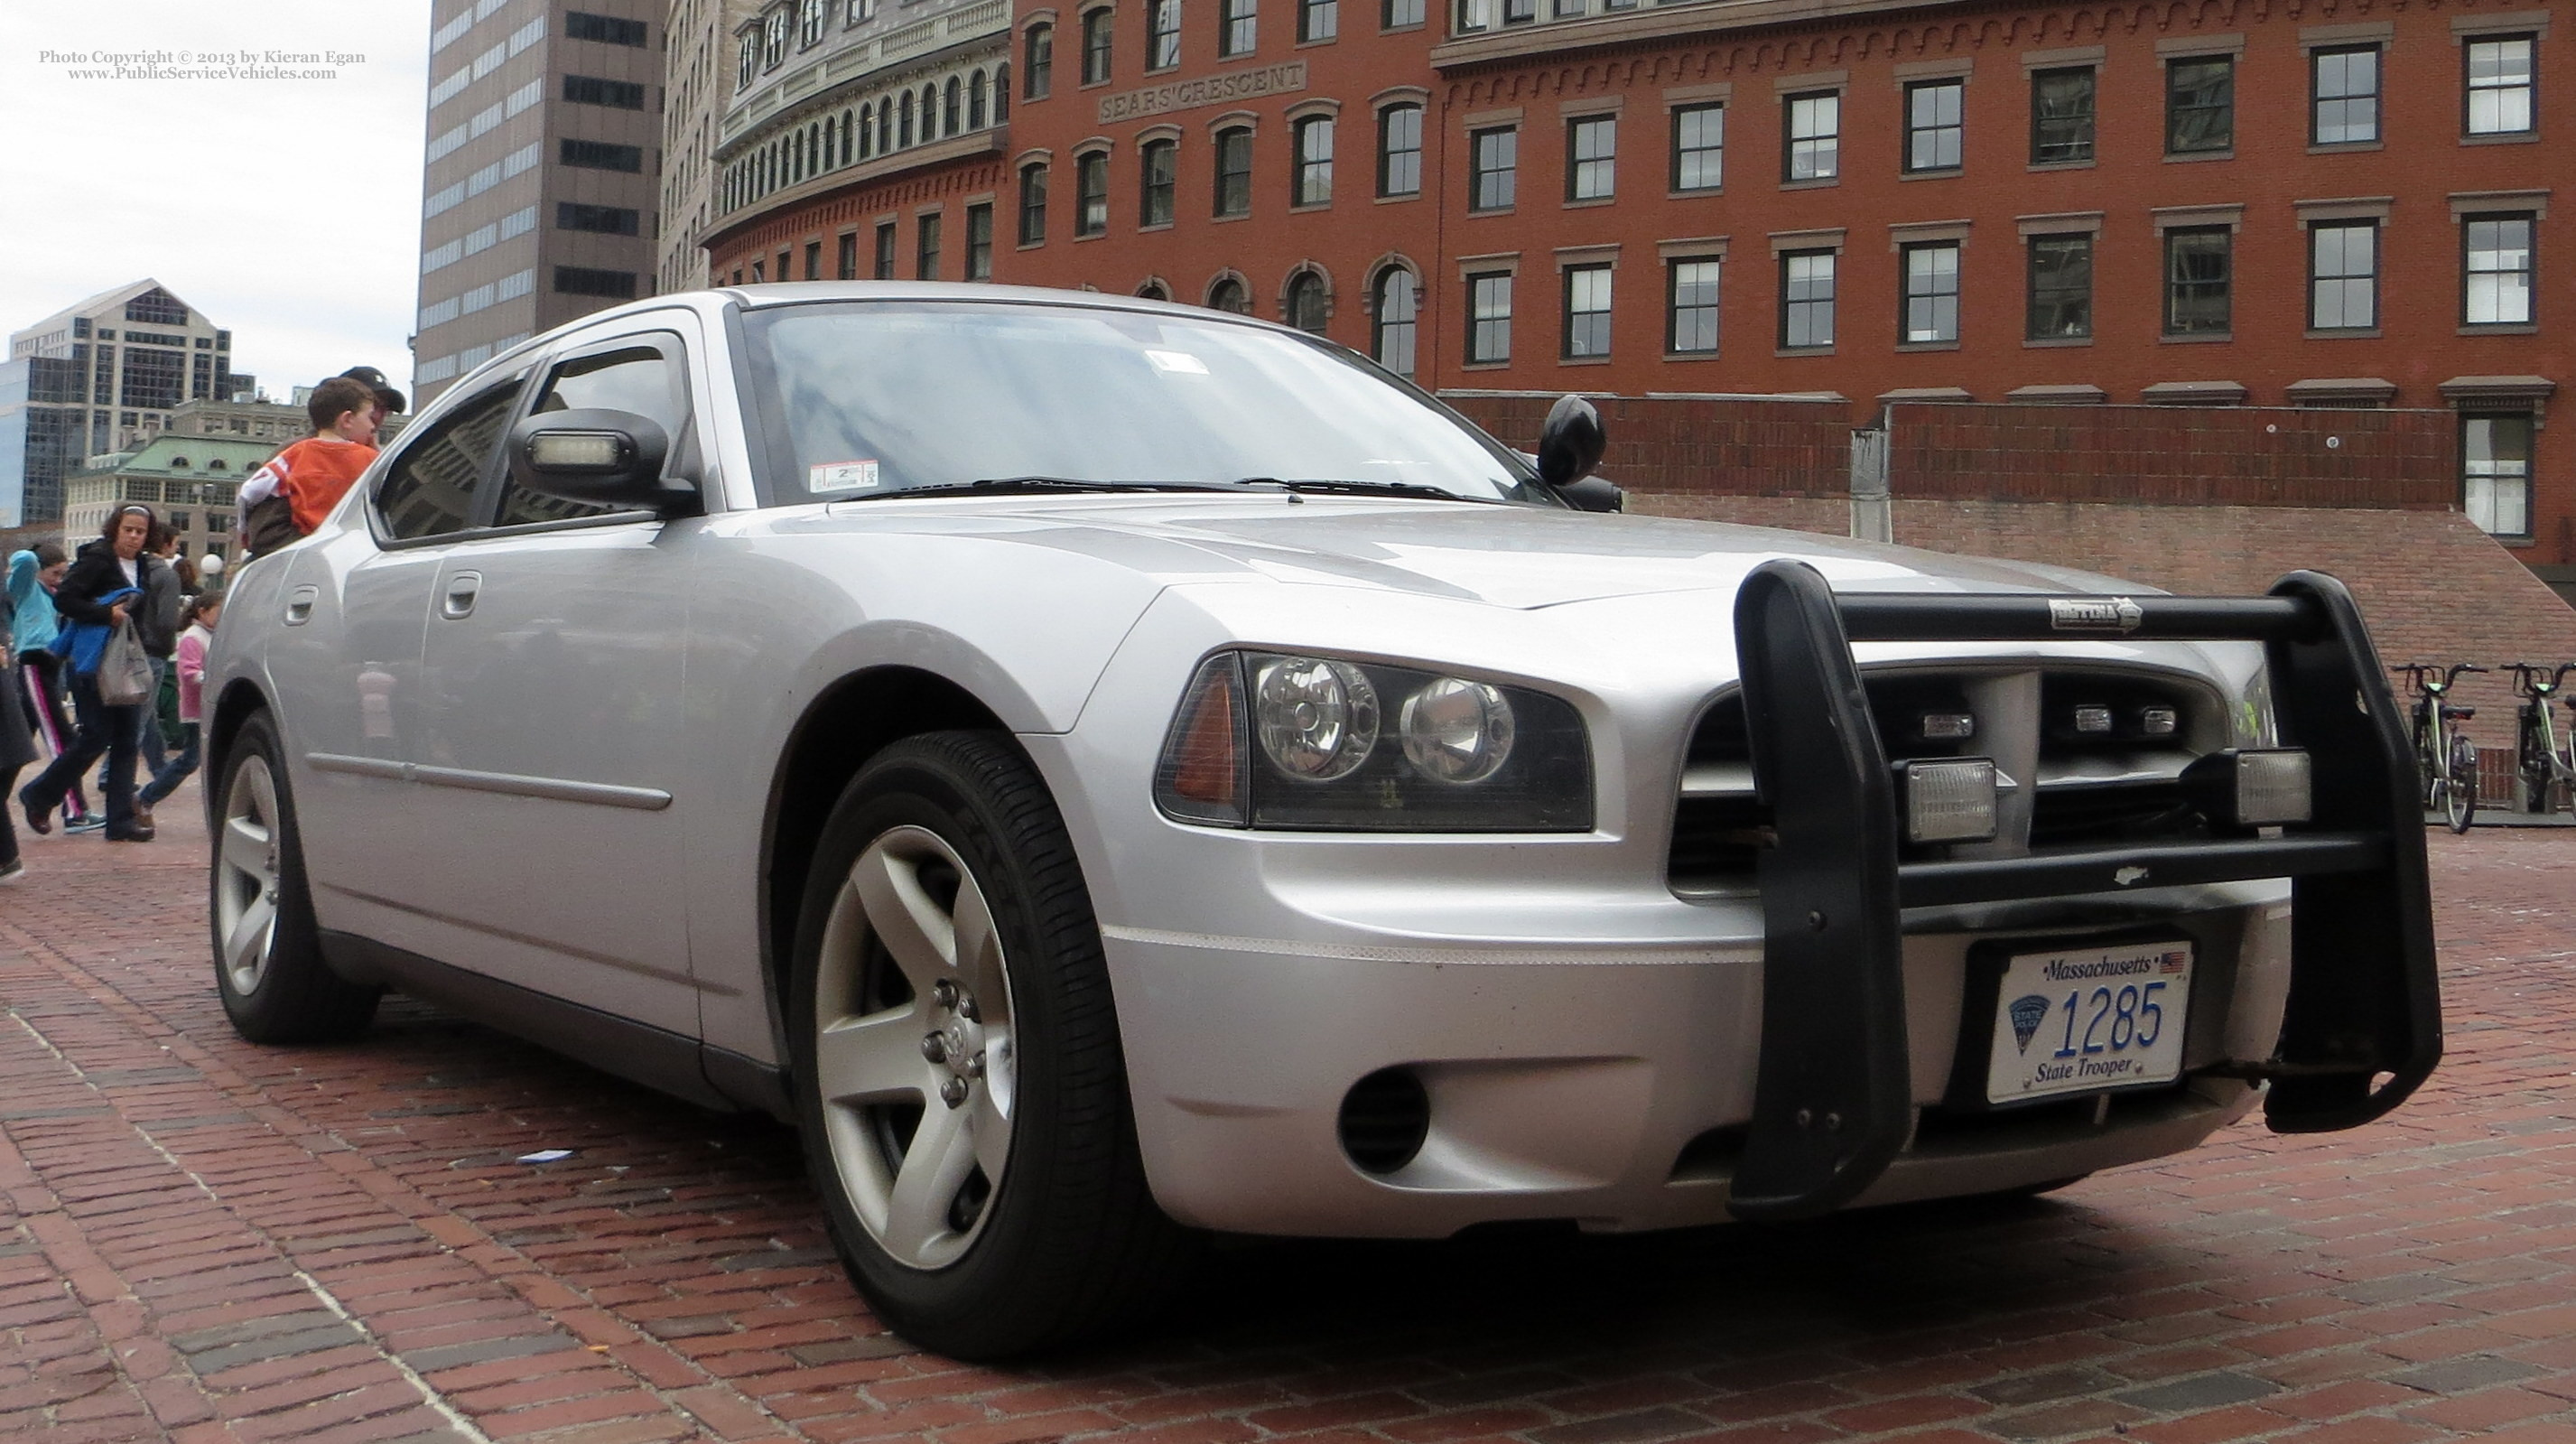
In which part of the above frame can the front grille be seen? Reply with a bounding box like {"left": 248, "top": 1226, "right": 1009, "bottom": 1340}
{"left": 1669, "top": 666, "right": 2226, "bottom": 895}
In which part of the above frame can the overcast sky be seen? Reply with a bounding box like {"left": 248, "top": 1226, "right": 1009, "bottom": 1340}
{"left": 0, "top": 2, "right": 432, "bottom": 402}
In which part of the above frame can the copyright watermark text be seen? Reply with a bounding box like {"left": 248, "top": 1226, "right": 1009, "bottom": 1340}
{"left": 38, "top": 47, "right": 366, "bottom": 80}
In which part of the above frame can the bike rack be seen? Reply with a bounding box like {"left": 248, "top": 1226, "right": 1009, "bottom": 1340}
{"left": 1726, "top": 562, "right": 2441, "bottom": 1222}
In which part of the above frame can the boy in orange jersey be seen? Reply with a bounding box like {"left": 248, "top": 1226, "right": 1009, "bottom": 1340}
{"left": 237, "top": 377, "right": 380, "bottom": 554}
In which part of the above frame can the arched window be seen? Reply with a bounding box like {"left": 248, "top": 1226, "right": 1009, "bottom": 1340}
{"left": 1286, "top": 270, "right": 1329, "bottom": 333}
{"left": 1207, "top": 275, "right": 1251, "bottom": 313}
{"left": 922, "top": 83, "right": 941, "bottom": 138}
{"left": 859, "top": 107, "right": 874, "bottom": 158}
{"left": 944, "top": 77, "right": 963, "bottom": 133}
{"left": 969, "top": 70, "right": 989, "bottom": 128}
{"left": 995, "top": 63, "right": 1010, "bottom": 121}
{"left": 1372, "top": 266, "right": 1418, "bottom": 376}
{"left": 899, "top": 91, "right": 915, "bottom": 146}
{"left": 840, "top": 110, "right": 852, "bottom": 164}
{"left": 1137, "top": 279, "right": 1171, "bottom": 301}
{"left": 878, "top": 98, "right": 893, "bottom": 150}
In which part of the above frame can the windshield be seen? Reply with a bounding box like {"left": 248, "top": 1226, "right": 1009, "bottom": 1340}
{"left": 739, "top": 300, "right": 1550, "bottom": 506}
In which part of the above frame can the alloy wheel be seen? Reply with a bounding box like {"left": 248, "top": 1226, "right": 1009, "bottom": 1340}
{"left": 215, "top": 756, "right": 284, "bottom": 996}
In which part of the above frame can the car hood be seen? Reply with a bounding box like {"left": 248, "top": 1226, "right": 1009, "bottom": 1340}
{"left": 862, "top": 496, "right": 2144, "bottom": 610}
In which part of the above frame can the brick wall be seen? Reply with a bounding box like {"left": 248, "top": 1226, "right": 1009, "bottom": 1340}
{"left": 1885, "top": 404, "right": 2457, "bottom": 510}
{"left": 1442, "top": 391, "right": 1853, "bottom": 498}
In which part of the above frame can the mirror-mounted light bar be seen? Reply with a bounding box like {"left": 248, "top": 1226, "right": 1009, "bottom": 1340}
{"left": 526, "top": 431, "right": 632, "bottom": 471}
{"left": 2181, "top": 748, "right": 2313, "bottom": 829}
{"left": 1902, "top": 757, "right": 1999, "bottom": 844}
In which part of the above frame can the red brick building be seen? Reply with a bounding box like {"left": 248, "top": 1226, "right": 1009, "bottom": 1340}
{"left": 700, "top": 0, "right": 2569, "bottom": 589}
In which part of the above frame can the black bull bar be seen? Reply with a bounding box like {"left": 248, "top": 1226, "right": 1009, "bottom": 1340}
{"left": 1726, "top": 562, "right": 2441, "bottom": 1222}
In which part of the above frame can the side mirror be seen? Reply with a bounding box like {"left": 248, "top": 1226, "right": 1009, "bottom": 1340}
{"left": 1535, "top": 394, "right": 1618, "bottom": 511}
{"left": 505, "top": 408, "right": 694, "bottom": 512}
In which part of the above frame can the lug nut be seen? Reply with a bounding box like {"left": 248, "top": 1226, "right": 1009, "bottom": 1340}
{"left": 932, "top": 979, "right": 959, "bottom": 1008}
{"left": 920, "top": 1034, "right": 947, "bottom": 1064}
{"left": 955, "top": 993, "right": 980, "bottom": 1022}
{"left": 964, "top": 1049, "right": 986, "bottom": 1079}
{"left": 939, "top": 1076, "right": 969, "bottom": 1108}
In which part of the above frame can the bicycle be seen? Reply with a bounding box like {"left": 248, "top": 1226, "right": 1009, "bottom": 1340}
{"left": 2506, "top": 661, "right": 2576, "bottom": 819}
{"left": 2399, "top": 662, "right": 2485, "bottom": 834}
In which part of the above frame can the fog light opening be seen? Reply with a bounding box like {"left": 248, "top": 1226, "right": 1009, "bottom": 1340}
{"left": 1337, "top": 1067, "right": 1430, "bottom": 1175}
{"left": 1902, "top": 758, "right": 2000, "bottom": 844}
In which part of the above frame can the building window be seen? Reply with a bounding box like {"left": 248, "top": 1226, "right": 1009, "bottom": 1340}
{"left": 1567, "top": 115, "right": 1615, "bottom": 200}
{"left": 1082, "top": 9, "right": 1113, "bottom": 83}
{"left": 1143, "top": 0, "right": 1180, "bottom": 69}
{"left": 1779, "top": 249, "right": 1835, "bottom": 349}
{"left": 1668, "top": 258, "right": 1720, "bottom": 354}
{"left": 900, "top": 92, "right": 915, "bottom": 146}
{"left": 1139, "top": 139, "right": 1178, "bottom": 225}
{"left": 1214, "top": 126, "right": 1253, "bottom": 216}
{"left": 1901, "top": 241, "right": 1960, "bottom": 343}
{"left": 569, "top": 11, "right": 650, "bottom": 44}
{"left": 874, "top": 221, "right": 897, "bottom": 278}
{"left": 2166, "top": 56, "right": 2233, "bottom": 154}
{"left": 765, "top": 10, "right": 787, "bottom": 67}
{"left": 966, "top": 202, "right": 994, "bottom": 279}
{"left": 2310, "top": 221, "right": 2377, "bottom": 330}
{"left": 2025, "top": 233, "right": 2092, "bottom": 340}
{"left": 1502, "top": 0, "right": 1534, "bottom": 22}
{"left": 1383, "top": 0, "right": 1422, "bottom": 27}
{"left": 1291, "top": 116, "right": 1334, "bottom": 204}
{"left": 1372, "top": 267, "right": 1418, "bottom": 375}
{"left": 1904, "top": 79, "right": 1965, "bottom": 172}
{"left": 917, "top": 212, "right": 943, "bottom": 279}
{"left": 2466, "top": 35, "right": 2537, "bottom": 135}
{"left": 1467, "top": 273, "right": 1512, "bottom": 363}
{"left": 1076, "top": 152, "right": 1110, "bottom": 235}
{"left": 1378, "top": 104, "right": 1423, "bottom": 196}
{"left": 1024, "top": 23, "right": 1053, "bottom": 98}
{"left": 969, "top": 71, "right": 990, "bottom": 128}
{"left": 1471, "top": 126, "right": 1516, "bottom": 210}
{"left": 1671, "top": 103, "right": 1723, "bottom": 191}
{"left": 1287, "top": 271, "right": 1329, "bottom": 332}
{"left": 1300, "top": 0, "right": 1337, "bottom": 41}
{"left": 563, "top": 74, "right": 648, "bottom": 108}
{"left": 1018, "top": 163, "right": 1048, "bottom": 244}
{"left": 2163, "top": 226, "right": 2232, "bottom": 334}
{"left": 800, "top": 0, "right": 827, "bottom": 46}
{"left": 1783, "top": 91, "right": 1838, "bottom": 181}
{"left": 1222, "top": 0, "right": 1256, "bottom": 55}
{"left": 1562, "top": 265, "right": 1613, "bottom": 359}
{"left": 738, "top": 31, "right": 758, "bottom": 89}
{"left": 557, "top": 202, "right": 640, "bottom": 234}
{"left": 804, "top": 241, "right": 823, "bottom": 280}
{"left": 561, "top": 139, "right": 645, "bottom": 172}
{"left": 2464, "top": 213, "right": 2535, "bottom": 324}
{"left": 945, "top": 78, "right": 963, "bottom": 132}
{"left": 838, "top": 232, "right": 859, "bottom": 279}
{"left": 2312, "top": 44, "right": 2380, "bottom": 144}
{"left": 1455, "top": 0, "right": 1491, "bottom": 31}
{"left": 1210, "top": 276, "right": 1251, "bottom": 312}
{"left": 553, "top": 266, "right": 639, "bottom": 298}
{"left": 2463, "top": 415, "right": 2534, "bottom": 536}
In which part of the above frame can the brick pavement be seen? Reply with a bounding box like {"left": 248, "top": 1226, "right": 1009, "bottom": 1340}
{"left": 3, "top": 781, "right": 2574, "bottom": 1444}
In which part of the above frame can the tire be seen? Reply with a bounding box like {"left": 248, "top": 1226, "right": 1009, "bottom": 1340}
{"left": 209, "top": 713, "right": 382, "bottom": 1042}
{"left": 2445, "top": 734, "right": 2478, "bottom": 834}
{"left": 787, "top": 731, "right": 1195, "bottom": 1359}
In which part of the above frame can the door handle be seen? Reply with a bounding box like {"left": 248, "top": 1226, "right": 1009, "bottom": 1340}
{"left": 441, "top": 571, "right": 482, "bottom": 620}
{"left": 284, "top": 586, "right": 318, "bottom": 625}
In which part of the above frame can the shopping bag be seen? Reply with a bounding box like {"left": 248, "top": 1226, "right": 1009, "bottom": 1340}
{"left": 97, "top": 619, "right": 155, "bottom": 706}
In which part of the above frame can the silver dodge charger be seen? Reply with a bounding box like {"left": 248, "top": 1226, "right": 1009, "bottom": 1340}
{"left": 204, "top": 284, "right": 2440, "bottom": 1358}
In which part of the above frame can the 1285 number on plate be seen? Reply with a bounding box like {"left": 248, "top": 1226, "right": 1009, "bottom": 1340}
{"left": 1985, "top": 941, "right": 2193, "bottom": 1104}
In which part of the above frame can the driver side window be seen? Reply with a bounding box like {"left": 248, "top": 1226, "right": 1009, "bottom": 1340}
{"left": 492, "top": 337, "right": 690, "bottom": 529}
{"left": 373, "top": 377, "right": 523, "bottom": 541}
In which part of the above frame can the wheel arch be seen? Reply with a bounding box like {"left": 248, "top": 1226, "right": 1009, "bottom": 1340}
{"left": 202, "top": 678, "right": 274, "bottom": 823}
{"left": 758, "top": 665, "right": 1017, "bottom": 1069}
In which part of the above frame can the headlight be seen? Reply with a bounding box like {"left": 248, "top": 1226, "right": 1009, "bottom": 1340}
{"left": 1154, "top": 651, "right": 1593, "bottom": 831}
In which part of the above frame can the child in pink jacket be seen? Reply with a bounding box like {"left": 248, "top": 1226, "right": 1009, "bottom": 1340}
{"left": 139, "top": 592, "right": 222, "bottom": 817}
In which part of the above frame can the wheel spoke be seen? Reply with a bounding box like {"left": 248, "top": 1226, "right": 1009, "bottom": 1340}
{"left": 970, "top": 1085, "right": 1014, "bottom": 1181}
{"left": 950, "top": 876, "right": 1006, "bottom": 1022}
{"left": 851, "top": 838, "right": 956, "bottom": 992}
{"left": 881, "top": 1099, "right": 979, "bottom": 1261}
{"left": 815, "top": 1007, "right": 934, "bottom": 1105}
{"left": 220, "top": 815, "right": 272, "bottom": 883}
{"left": 223, "top": 894, "right": 275, "bottom": 983}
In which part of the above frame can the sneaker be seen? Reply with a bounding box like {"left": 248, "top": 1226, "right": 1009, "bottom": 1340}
{"left": 0, "top": 858, "right": 22, "bottom": 881}
{"left": 65, "top": 814, "right": 108, "bottom": 834}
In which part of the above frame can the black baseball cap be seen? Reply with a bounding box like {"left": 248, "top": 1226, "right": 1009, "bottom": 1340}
{"left": 339, "top": 366, "right": 406, "bottom": 415}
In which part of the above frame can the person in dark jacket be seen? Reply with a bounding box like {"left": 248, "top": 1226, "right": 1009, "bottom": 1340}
{"left": 96, "top": 522, "right": 183, "bottom": 815}
{"left": 17, "top": 505, "right": 156, "bottom": 843}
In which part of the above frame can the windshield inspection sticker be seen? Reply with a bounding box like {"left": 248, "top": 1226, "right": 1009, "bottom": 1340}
{"left": 810, "top": 459, "right": 881, "bottom": 493}
{"left": 1144, "top": 349, "right": 1209, "bottom": 375}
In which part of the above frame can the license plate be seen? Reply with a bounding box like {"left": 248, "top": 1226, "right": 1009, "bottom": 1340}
{"left": 1985, "top": 941, "right": 2193, "bottom": 1104}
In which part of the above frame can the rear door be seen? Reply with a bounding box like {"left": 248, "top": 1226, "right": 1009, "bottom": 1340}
{"left": 407, "top": 322, "right": 703, "bottom": 1036}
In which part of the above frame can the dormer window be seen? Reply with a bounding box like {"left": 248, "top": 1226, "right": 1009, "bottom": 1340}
{"left": 764, "top": 8, "right": 788, "bottom": 68}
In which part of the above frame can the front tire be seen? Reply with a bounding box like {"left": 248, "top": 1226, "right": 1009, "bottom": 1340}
{"left": 209, "top": 713, "right": 381, "bottom": 1042}
{"left": 2446, "top": 735, "right": 2478, "bottom": 834}
{"left": 788, "top": 731, "right": 1194, "bottom": 1358}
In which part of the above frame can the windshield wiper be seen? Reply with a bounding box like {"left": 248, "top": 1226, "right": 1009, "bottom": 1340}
{"left": 835, "top": 476, "right": 1245, "bottom": 501}
{"left": 1230, "top": 477, "right": 1500, "bottom": 503}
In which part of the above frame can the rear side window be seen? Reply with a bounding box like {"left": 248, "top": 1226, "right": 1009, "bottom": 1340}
{"left": 373, "top": 378, "right": 522, "bottom": 540}
{"left": 493, "top": 338, "right": 688, "bottom": 528}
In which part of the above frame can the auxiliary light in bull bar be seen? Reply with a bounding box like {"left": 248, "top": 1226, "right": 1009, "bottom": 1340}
{"left": 1902, "top": 758, "right": 2000, "bottom": 843}
{"left": 2181, "top": 748, "right": 2314, "bottom": 829}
